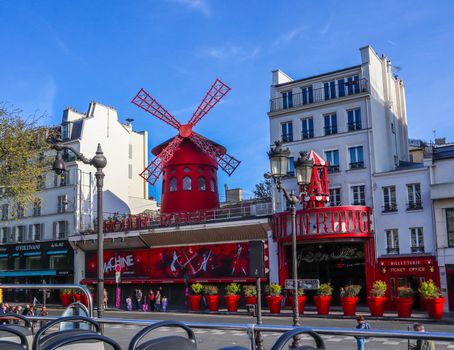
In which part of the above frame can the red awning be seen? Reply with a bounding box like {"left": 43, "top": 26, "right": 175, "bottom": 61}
{"left": 80, "top": 277, "right": 265, "bottom": 285}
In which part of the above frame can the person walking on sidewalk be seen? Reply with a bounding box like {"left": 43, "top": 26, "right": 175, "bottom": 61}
{"left": 135, "top": 288, "right": 143, "bottom": 311}
{"left": 411, "top": 323, "right": 436, "bottom": 350}
{"left": 148, "top": 290, "right": 155, "bottom": 312}
{"left": 154, "top": 289, "right": 162, "bottom": 312}
{"left": 355, "top": 315, "right": 371, "bottom": 350}
{"left": 162, "top": 296, "right": 168, "bottom": 312}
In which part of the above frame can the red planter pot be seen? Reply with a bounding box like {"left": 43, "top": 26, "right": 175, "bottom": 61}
{"left": 287, "top": 295, "right": 307, "bottom": 314}
{"left": 188, "top": 295, "right": 202, "bottom": 311}
{"left": 426, "top": 297, "right": 445, "bottom": 320}
{"left": 368, "top": 296, "right": 386, "bottom": 317}
{"left": 266, "top": 295, "right": 283, "bottom": 314}
{"left": 244, "top": 296, "right": 257, "bottom": 304}
{"left": 224, "top": 295, "right": 240, "bottom": 312}
{"left": 341, "top": 296, "right": 358, "bottom": 316}
{"left": 74, "top": 294, "right": 82, "bottom": 302}
{"left": 206, "top": 295, "right": 220, "bottom": 312}
{"left": 314, "top": 296, "right": 332, "bottom": 315}
{"left": 395, "top": 297, "right": 413, "bottom": 318}
{"left": 79, "top": 293, "right": 95, "bottom": 307}
{"left": 60, "top": 293, "right": 73, "bottom": 307}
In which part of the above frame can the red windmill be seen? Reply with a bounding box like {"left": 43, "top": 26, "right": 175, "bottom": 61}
{"left": 132, "top": 79, "right": 241, "bottom": 214}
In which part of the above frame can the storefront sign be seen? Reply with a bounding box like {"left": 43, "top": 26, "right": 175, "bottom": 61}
{"left": 85, "top": 242, "right": 251, "bottom": 280}
{"left": 2, "top": 242, "right": 71, "bottom": 255}
{"left": 298, "top": 246, "right": 364, "bottom": 263}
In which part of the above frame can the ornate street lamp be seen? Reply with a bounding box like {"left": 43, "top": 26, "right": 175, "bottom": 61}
{"left": 266, "top": 142, "right": 313, "bottom": 349}
{"left": 51, "top": 138, "right": 107, "bottom": 321}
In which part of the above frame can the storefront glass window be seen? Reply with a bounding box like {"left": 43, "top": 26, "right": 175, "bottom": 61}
{"left": 390, "top": 278, "right": 396, "bottom": 298}
{"left": 0, "top": 258, "right": 7, "bottom": 270}
{"left": 25, "top": 256, "right": 43, "bottom": 270}
{"left": 13, "top": 257, "right": 20, "bottom": 270}
{"left": 49, "top": 255, "right": 71, "bottom": 269}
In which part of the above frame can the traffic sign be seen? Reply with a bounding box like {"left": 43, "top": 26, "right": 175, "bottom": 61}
{"left": 115, "top": 264, "right": 122, "bottom": 273}
{"left": 285, "top": 279, "right": 320, "bottom": 290}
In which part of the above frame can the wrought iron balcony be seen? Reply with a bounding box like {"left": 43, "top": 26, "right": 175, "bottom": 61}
{"left": 270, "top": 78, "right": 369, "bottom": 112}
{"left": 281, "top": 133, "right": 293, "bottom": 143}
{"left": 327, "top": 165, "right": 340, "bottom": 173}
{"left": 407, "top": 202, "right": 423, "bottom": 210}
{"left": 349, "top": 161, "right": 364, "bottom": 169}
{"left": 411, "top": 246, "right": 425, "bottom": 253}
{"left": 347, "top": 122, "right": 362, "bottom": 131}
{"left": 324, "top": 126, "right": 338, "bottom": 136}
{"left": 386, "top": 247, "right": 400, "bottom": 255}
{"left": 301, "top": 130, "right": 314, "bottom": 140}
{"left": 382, "top": 204, "right": 398, "bottom": 213}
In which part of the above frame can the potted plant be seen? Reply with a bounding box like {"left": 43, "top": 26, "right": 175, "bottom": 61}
{"left": 204, "top": 285, "right": 220, "bottom": 312}
{"left": 368, "top": 280, "right": 387, "bottom": 317}
{"left": 395, "top": 286, "right": 414, "bottom": 318}
{"left": 419, "top": 280, "right": 445, "bottom": 319}
{"left": 314, "top": 283, "right": 333, "bottom": 315}
{"left": 340, "top": 285, "right": 361, "bottom": 316}
{"left": 266, "top": 283, "right": 283, "bottom": 314}
{"left": 244, "top": 285, "right": 257, "bottom": 305}
{"left": 60, "top": 288, "right": 73, "bottom": 306}
{"left": 224, "top": 283, "right": 241, "bottom": 312}
{"left": 188, "top": 283, "right": 203, "bottom": 311}
{"left": 287, "top": 289, "right": 306, "bottom": 314}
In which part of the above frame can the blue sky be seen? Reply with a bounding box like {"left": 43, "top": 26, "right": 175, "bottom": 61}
{"left": 1, "top": 0, "right": 454, "bottom": 201}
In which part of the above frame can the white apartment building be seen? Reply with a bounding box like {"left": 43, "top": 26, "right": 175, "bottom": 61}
{"left": 268, "top": 45, "right": 438, "bottom": 305}
{"left": 0, "top": 101, "right": 157, "bottom": 289}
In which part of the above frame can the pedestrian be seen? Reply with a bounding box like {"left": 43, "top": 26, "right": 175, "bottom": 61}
{"left": 162, "top": 296, "right": 168, "bottom": 312}
{"left": 148, "top": 290, "right": 155, "bottom": 312}
{"left": 103, "top": 288, "right": 108, "bottom": 309}
{"left": 136, "top": 288, "right": 143, "bottom": 311}
{"left": 355, "top": 315, "right": 371, "bottom": 350}
{"left": 411, "top": 323, "right": 436, "bottom": 350}
{"left": 126, "top": 296, "right": 132, "bottom": 311}
{"left": 154, "top": 289, "right": 162, "bottom": 312}
{"left": 39, "top": 307, "right": 49, "bottom": 328}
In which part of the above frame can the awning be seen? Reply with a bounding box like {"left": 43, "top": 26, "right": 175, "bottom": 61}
{"left": 81, "top": 277, "right": 265, "bottom": 285}
{"left": 0, "top": 270, "right": 57, "bottom": 277}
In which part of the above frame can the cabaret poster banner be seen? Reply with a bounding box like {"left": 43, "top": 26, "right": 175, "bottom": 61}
{"left": 85, "top": 242, "right": 250, "bottom": 279}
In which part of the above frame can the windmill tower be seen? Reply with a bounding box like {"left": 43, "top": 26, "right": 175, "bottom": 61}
{"left": 132, "top": 79, "right": 241, "bottom": 214}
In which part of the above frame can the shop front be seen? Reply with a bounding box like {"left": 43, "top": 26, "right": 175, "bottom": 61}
{"left": 377, "top": 256, "right": 440, "bottom": 309}
{"left": 0, "top": 241, "right": 74, "bottom": 303}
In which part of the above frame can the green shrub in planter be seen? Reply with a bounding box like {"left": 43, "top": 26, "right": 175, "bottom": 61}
{"left": 297, "top": 288, "right": 305, "bottom": 296}
{"left": 341, "top": 285, "right": 362, "bottom": 297}
{"left": 397, "top": 286, "right": 415, "bottom": 298}
{"left": 203, "top": 285, "right": 219, "bottom": 296}
{"left": 369, "top": 280, "right": 387, "bottom": 297}
{"left": 190, "top": 283, "right": 203, "bottom": 295}
{"left": 244, "top": 285, "right": 257, "bottom": 297}
{"left": 419, "top": 280, "right": 442, "bottom": 298}
{"left": 267, "top": 283, "right": 282, "bottom": 296}
{"left": 225, "top": 283, "right": 241, "bottom": 296}
{"left": 317, "top": 283, "right": 333, "bottom": 296}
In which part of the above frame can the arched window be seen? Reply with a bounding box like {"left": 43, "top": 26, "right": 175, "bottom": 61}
{"left": 170, "top": 177, "right": 177, "bottom": 192}
{"left": 183, "top": 176, "right": 192, "bottom": 191}
{"left": 210, "top": 178, "right": 216, "bottom": 192}
{"left": 184, "top": 167, "right": 191, "bottom": 173}
{"left": 198, "top": 177, "right": 206, "bottom": 191}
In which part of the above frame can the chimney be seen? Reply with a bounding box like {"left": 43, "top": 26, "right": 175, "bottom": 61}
{"left": 126, "top": 118, "right": 134, "bottom": 127}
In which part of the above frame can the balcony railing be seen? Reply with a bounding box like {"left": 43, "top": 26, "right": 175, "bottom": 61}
{"left": 349, "top": 161, "right": 364, "bottom": 169}
{"left": 347, "top": 122, "right": 362, "bottom": 131}
{"left": 328, "top": 165, "right": 340, "bottom": 173}
{"left": 270, "top": 78, "right": 369, "bottom": 112}
{"left": 281, "top": 134, "right": 293, "bottom": 143}
{"left": 407, "top": 202, "right": 423, "bottom": 210}
{"left": 386, "top": 247, "right": 400, "bottom": 255}
{"left": 100, "top": 202, "right": 273, "bottom": 234}
{"left": 301, "top": 130, "right": 314, "bottom": 139}
{"left": 411, "top": 246, "right": 425, "bottom": 253}
{"left": 324, "top": 126, "right": 338, "bottom": 136}
{"left": 382, "top": 204, "right": 398, "bottom": 213}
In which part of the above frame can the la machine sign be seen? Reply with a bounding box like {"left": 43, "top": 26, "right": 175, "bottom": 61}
{"left": 103, "top": 254, "right": 134, "bottom": 273}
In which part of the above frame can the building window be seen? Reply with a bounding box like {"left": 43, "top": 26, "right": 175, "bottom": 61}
{"left": 382, "top": 186, "right": 397, "bottom": 212}
{"left": 1, "top": 204, "right": 8, "bottom": 221}
{"left": 16, "top": 204, "right": 24, "bottom": 219}
{"left": 184, "top": 167, "right": 191, "bottom": 173}
{"left": 347, "top": 109, "right": 362, "bottom": 131}
{"left": 351, "top": 185, "right": 365, "bottom": 205}
{"left": 323, "top": 81, "right": 336, "bottom": 100}
{"left": 128, "top": 164, "right": 132, "bottom": 179}
{"left": 301, "top": 86, "right": 314, "bottom": 105}
{"left": 183, "top": 176, "right": 192, "bottom": 191}
{"left": 0, "top": 258, "right": 7, "bottom": 270}
{"left": 301, "top": 118, "right": 314, "bottom": 139}
{"left": 386, "top": 229, "right": 399, "bottom": 254}
{"left": 446, "top": 208, "right": 454, "bottom": 247}
{"left": 210, "top": 178, "right": 216, "bottom": 192}
{"left": 128, "top": 144, "right": 133, "bottom": 159}
{"left": 0, "top": 227, "right": 8, "bottom": 243}
{"left": 324, "top": 113, "right": 337, "bottom": 135}
{"left": 407, "top": 183, "right": 422, "bottom": 210}
{"left": 62, "top": 123, "right": 70, "bottom": 140}
{"left": 345, "top": 75, "right": 361, "bottom": 95}
{"left": 8, "top": 228, "right": 15, "bottom": 243}
{"left": 281, "top": 122, "right": 293, "bottom": 142}
{"left": 198, "top": 177, "right": 206, "bottom": 191}
{"left": 33, "top": 199, "right": 41, "bottom": 217}
{"left": 169, "top": 177, "right": 177, "bottom": 192}
{"left": 410, "top": 227, "right": 424, "bottom": 253}
{"left": 282, "top": 90, "right": 293, "bottom": 109}
{"left": 49, "top": 255, "right": 71, "bottom": 269}
{"left": 16, "top": 225, "right": 26, "bottom": 243}
{"left": 349, "top": 146, "right": 364, "bottom": 169}
{"left": 329, "top": 188, "right": 341, "bottom": 206}
{"left": 26, "top": 256, "right": 43, "bottom": 270}
{"left": 37, "top": 175, "right": 45, "bottom": 190}
{"left": 60, "top": 172, "right": 69, "bottom": 186}
{"left": 54, "top": 221, "right": 68, "bottom": 240}
{"left": 325, "top": 150, "right": 340, "bottom": 173}
{"left": 287, "top": 157, "right": 295, "bottom": 177}
{"left": 57, "top": 195, "right": 68, "bottom": 214}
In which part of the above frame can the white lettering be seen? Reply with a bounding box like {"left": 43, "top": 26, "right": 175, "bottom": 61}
{"left": 103, "top": 254, "right": 134, "bottom": 273}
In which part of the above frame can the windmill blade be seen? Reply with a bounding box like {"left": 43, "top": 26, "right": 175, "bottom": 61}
{"left": 132, "top": 88, "right": 181, "bottom": 130}
{"left": 190, "top": 133, "right": 240, "bottom": 176}
{"left": 188, "top": 79, "right": 231, "bottom": 127}
{"left": 217, "top": 152, "right": 241, "bottom": 176}
{"left": 140, "top": 136, "right": 184, "bottom": 185}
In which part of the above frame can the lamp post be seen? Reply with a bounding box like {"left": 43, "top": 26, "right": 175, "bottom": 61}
{"left": 51, "top": 139, "right": 107, "bottom": 320}
{"left": 267, "top": 141, "right": 313, "bottom": 348}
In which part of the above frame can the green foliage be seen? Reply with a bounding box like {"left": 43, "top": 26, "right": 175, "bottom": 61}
{"left": 397, "top": 286, "right": 415, "bottom": 298}
{"left": 297, "top": 288, "right": 305, "bottom": 296}
{"left": 369, "top": 280, "right": 387, "bottom": 297}
{"left": 62, "top": 289, "right": 73, "bottom": 294}
{"left": 225, "top": 283, "right": 241, "bottom": 296}
{"left": 419, "top": 280, "right": 442, "bottom": 298}
{"left": 0, "top": 106, "right": 55, "bottom": 207}
{"left": 243, "top": 285, "right": 257, "bottom": 297}
{"left": 203, "top": 285, "right": 219, "bottom": 296}
{"left": 340, "top": 285, "right": 362, "bottom": 297}
{"left": 190, "top": 283, "right": 203, "bottom": 295}
{"left": 317, "top": 283, "right": 333, "bottom": 296}
{"left": 267, "top": 283, "right": 282, "bottom": 296}
{"left": 253, "top": 178, "right": 272, "bottom": 199}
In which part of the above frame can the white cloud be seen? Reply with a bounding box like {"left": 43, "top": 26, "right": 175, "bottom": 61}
{"left": 274, "top": 26, "right": 306, "bottom": 46}
{"left": 320, "top": 20, "right": 331, "bottom": 35}
{"left": 201, "top": 45, "right": 260, "bottom": 62}
{"left": 168, "top": 0, "right": 211, "bottom": 16}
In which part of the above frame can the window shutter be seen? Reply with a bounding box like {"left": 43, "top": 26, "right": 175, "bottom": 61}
{"left": 53, "top": 222, "right": 57, "bottom": 240}
{"left": 65, "top": 221, "right": 69, "bottom": 237}
{"left": 28, "top": 225, "right": 33, "bottom": 241}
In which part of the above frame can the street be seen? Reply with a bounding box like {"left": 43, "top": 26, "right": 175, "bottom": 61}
{"left": 95, "top": 310, "right": 454, "bottom": 349}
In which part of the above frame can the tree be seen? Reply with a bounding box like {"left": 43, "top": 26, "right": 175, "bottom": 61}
{"left": 253, "top": 178, "right": 272, "bottom": 199}
{"left": 0, "top": 106, "right": 55, "bottom": 207}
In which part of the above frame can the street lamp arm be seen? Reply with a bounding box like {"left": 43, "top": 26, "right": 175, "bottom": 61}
{"left": 275, "top": 178, "right": 299, "bottom": 206}
{"left": 55, "top": 144, "right": 92, "bottom": 165}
